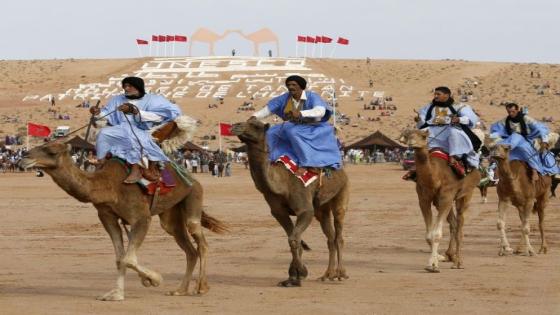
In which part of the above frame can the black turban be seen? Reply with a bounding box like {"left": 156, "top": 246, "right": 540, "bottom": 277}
{"left": 434, "top": 86, "right": 451, "bottom": 95}
{"left": 122, "top": 76, "right": 146, "bottom": 99}
{"left": 285, "top": 75, "right": 307, "bottom": 89}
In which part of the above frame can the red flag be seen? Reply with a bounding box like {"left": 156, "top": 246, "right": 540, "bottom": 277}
{"left": 306, "top": 36, "right": 315, "bottom": 43}
{"left": 297, "top": 35, "right": 307, "bottom": 42}
{"left": 158, "top": 35, "right": 165, "bottom": 42}
{"left": 28, "top": 122, "right": 51, "bottom": 137}
{"left": 175, "top": 35, "right": 187, "bottom": 42}
{"left": 315, "top": 36, "right": 322, "bottom": 43}
{"left": 321, "top": 36, "right": 333, "bottom": 43}
{"left": 152, "top": 35, "right": 159, "bottom": 42}
{"left": 337, "top": 37, "right": 349, "bottom": 45}
{"left": 219, "top": 123, "right": 234, "bottom": 136}
{"left": 166, "top": 35, "right": 174, "bottom": 42}
{"left": 136, "top": 39, "right": 148, "bottom": 45}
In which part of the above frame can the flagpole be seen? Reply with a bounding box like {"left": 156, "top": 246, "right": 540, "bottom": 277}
{"left": 304, "top": 42, "right": 307, "bottom": 58}
{"left": 218, "top": 123, "right": 222, "bottom": 152}
{"left": 164, "top": 42, "right": 167, "bottom": 57}
{"left": 330, "top": 45, "right": 337, "bottom": 58}
{"left": 295, "top": 42, "right": 298, "bottom": 58}
{"left": 312, "top": 43, "right": 316, "bottom": 58}
{"left": 136, "top": 43, "right": 142, "bottom": 57}
{"left": 172, "top": 41, "right": 176, "bottom": 56}
{"left": 332, "top": 85, "right": 337, "bottom": 128}
{"left": 320, "top": 43, "right": 323, "bottom": 58}
{"left": 26, "top": 122, "right": 29, "bottom": 151}
{"left": 149, "top": 41, "right": 152, "bottom": 57}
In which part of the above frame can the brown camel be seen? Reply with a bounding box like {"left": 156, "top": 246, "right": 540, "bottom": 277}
{"left": 20, "top": 142, "right": 227, "bottom": 301}
{"left": 489, "top": 144, "right": 551, "bottom": 256}
{"left": 231, "top": 119, "right": 349, "bottom": 287}
{"left": 398, "top": 129, "right": 480, "bottom": 272}
{"left": 235, "top": 28, "right": 280, "bottom": 57}
{"left": 188, "top": 28, "right": 234, "bottom": 56}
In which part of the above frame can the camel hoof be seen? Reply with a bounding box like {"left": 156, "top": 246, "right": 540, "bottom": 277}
{"left": 166, "top": 290, "right": 190, "bottom": 296}
{"left": 196, "top": 281, "right": 209, "bottom": 295}
{"left": 424, "top": 265, "right": 440, "bottom": 273}
{"left": 141, "top": 273, "right": 163, "bottom": 287}
{"left": 451, "top": 264, "right": 464, "bottom": 269}
{"left": 515, "top": 248, "right": 535, "bottom": 256}
{"left": 498, "top": 247, "right": 514, "bottom": 256}
{"left": 96, "top": 288, "right": 124, "bottom": 301}
{"left": 278, "top": 279, "right": 301, "bottom": 287}
{"left": 538, "top": 247, "right": 548, "bottom": 254}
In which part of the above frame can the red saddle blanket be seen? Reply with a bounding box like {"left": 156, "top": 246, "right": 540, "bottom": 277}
{"left": 276, "top": 155, "right": 319, "bottom": 187}
{"left": 120, "top": 163, "right": 176, "bottom": 196}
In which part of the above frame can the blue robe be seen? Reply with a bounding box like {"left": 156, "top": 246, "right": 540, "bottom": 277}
{"left": 416, "top": 103, "right": 480, "bottom": 167}
{"left": 266, "top": 91, "right": 341, "bottom": 169}
{"left": 96, "top": 94, "right": 181, "bottom": 164}
{"left": 490, "top": 116, "right": 559, "bottom": 175}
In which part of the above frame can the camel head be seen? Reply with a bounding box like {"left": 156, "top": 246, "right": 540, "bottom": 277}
{"left": 19, "top": 141, "right": 72, "bottom": 169}
{"left": 398, "top": 129, "right": 429, "bottom": 149}
{"left": 231, "top": 119, "right": 269, "bottom": 145}
{"left": 490, "top": 144, "right": 510, "bottom": 161}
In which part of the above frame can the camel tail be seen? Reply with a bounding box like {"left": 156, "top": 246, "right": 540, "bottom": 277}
{"left": 201, "top": 211, "right": 229, "bottom": 234}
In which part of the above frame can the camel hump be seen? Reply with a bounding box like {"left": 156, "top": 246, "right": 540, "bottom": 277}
{"left": 201, "top": 211, "right": 229, "bottom": 234}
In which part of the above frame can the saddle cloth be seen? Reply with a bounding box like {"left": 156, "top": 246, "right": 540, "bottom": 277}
{"left": 119, "top": 161, "right": 176, "bottom": 195}
{"left": 276, "top": 155, "right": 319, "bottom": 187}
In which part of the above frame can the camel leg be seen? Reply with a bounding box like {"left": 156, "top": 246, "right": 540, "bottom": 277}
{"left": 96, "top": 211, "right": 126, "bottom": 301}
{"left": 315, "top": 206, "right": 337, "bottom": 281}
{"left": 451, "top": 194, "right": 472, "bottom": 269}
{"left": 481, "top": 186, "right": 488, "bottom": 203}
{"left": 120, "top": 217, "right": 163, "bottom": 287}
{"left": 425, "top": 197, "right": 453, "bottom": 273}
{"left": 497, "top": 199, "right": 514, "bottom": 256}
{"left": 159, "top": 208, "right": 199, "bottom": 296}
{"left": 535, "top": 196, "right": 548, "bottom": 254}
{"left": 515, "top": 204, "right": 535, "bottom": 256}
{"left": 418, "top": 198, "right": 447, "bottom": 261}
{"left": 333, "top": 200, "right": 349, "bottom": 281}
{"left": 279, "top": 210, "right": 313, "bottom": 287}
{"left": 444, "top": 208, "right": 457, "bottom": 262}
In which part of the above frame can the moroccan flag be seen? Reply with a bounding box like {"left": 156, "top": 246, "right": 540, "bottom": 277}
{"left": 315, "top": 36, "right": 322, "bottom": 43}
{"left": 166, "top": 35, "right": 174, "bottom": 42}
{"left": 175, "top": 35, "right": 187, "bottom": 42}
{"left": 337, "top": 37, "right": 349, "bottom": 45}
{"left": 136, "top": 39, "right": 148, "bottom": 45}
{"left": 219, "top": 123, "right": 234, "bottom": 136}
{"left": 321, "top": 36, "right": 333, "bottom": 43}
{"left": 152, "top": 35, "right": 159, "bottom": 42}
{"left": 158, "top": 35, "right": 166, "bottom": 42}
{"left": 297, "top": 35, "right": 307, "bottom": 42}
{"left": 28, "top": 122, "right": 51, "bottom": 137}
{"left": 306, "top": 36, "right": 315, "bottom": 43}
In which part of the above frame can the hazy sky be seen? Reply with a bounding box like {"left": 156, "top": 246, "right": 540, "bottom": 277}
{"left": 2, "top": 0, "right": 558, "bottom": 63}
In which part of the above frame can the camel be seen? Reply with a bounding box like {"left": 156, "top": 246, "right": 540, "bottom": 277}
{"left": 188, "top": 28, "right": 234, "bottom": 56}
{"left": 20, "top": 141, "right": 227, "bottom": 301}
{"left": 231, "top": 119, "right": 349, "bottom": 287}
{"left": 398, "top": 129, "right": 480, "bottom": 272}
{"left": 488, "top": 144, "right": 551, "bottom": 256}
{"left": 236, "top": 28, "right": 280, "bottom": 57}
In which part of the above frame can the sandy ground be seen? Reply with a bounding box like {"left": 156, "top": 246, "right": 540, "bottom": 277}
{"left": 1, "top": 164, "right": 559, "bottom": 315}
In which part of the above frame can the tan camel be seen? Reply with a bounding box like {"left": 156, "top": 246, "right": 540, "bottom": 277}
{"left": 188, "top": 28, "right": 234, "bottom": 56}
{"left": 20, "top": 142, "right": 227, "bottom": 301}
{"left": 489, "top": 144, "right": 551, "bottom": 256}
{"left": 231, "top": 119, "right": 349, "bottom": 287}
{"left": 235, "top": 28, "right": 280, "bottom": 57}
{"left": 398, "top": 129, "right": 480, "bottom": 272}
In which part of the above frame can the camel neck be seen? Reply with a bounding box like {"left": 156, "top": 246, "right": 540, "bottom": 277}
{"left": 495, "top": 158, "right": 517, "bottom": 191}
{"left": 414, "top": 147, "right": 436, "bottom": 186}
{"left": 46, "top": 155, "right": 94, "bottom": 203}
{"left": 246, "top": 142, "right": 276, "bottom": 192}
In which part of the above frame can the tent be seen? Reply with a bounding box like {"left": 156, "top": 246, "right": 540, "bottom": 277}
{"left": 345, "top": 130, "right": 405, "bottom": 150}
{"left": 65, "top": 136, "right": 95, "bottom": 151}
{"left": 182, "top": 141, "right": 205, "bottom": 152}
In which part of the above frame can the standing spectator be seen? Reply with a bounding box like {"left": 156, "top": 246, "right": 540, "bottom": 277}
{"left": 225, "top": 162, "right": 232, "bottom": 176}
{"left": 191, "top": 157, "right": 198, "bottom": 173}
{"left": 232, "top": 49, "right": 236, "bottom": 56}
{"left": 268, "top": 49, "right": 272, "bottom": 57}
{"left": 218, "top": 163, "right": 224, "bottom": 177}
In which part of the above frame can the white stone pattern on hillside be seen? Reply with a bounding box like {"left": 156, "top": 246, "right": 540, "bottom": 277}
{"left": 23, "top": 57, "right": 368, "bottom": 102}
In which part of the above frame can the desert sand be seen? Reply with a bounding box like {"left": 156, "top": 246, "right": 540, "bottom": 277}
{"left": 0, "top": 164, "right": 559, "bottom": 314}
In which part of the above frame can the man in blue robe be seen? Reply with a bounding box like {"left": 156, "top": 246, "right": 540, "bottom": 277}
{"left": 415, "top": 86, "right": 481, "bottom": 176}
{"left": 489, "top": 102, "right": 559, "bottom": 181}
{"left": 250, "top": 75, "right": 341, "bottom": 174}
{"left": 90, "top": 76, "right": 181, "bottom": 183}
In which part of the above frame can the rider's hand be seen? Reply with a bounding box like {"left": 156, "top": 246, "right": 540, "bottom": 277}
{"left": 542, "top": 142, "right": 550, "bottom": 150}
{"left": 451, "top": 116, "right": 461, "bottom": 124}
{"left": 291, "top": 110, "right": 301, "bottom": 118}
{"left": 89, "top": 106, "right": 101, "bottom": 115}
{"left": 413, "top": 116, "right": 420, "bottom": 122}
{"left": 118, "top": 103, "right": 138, "bottom": 114}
